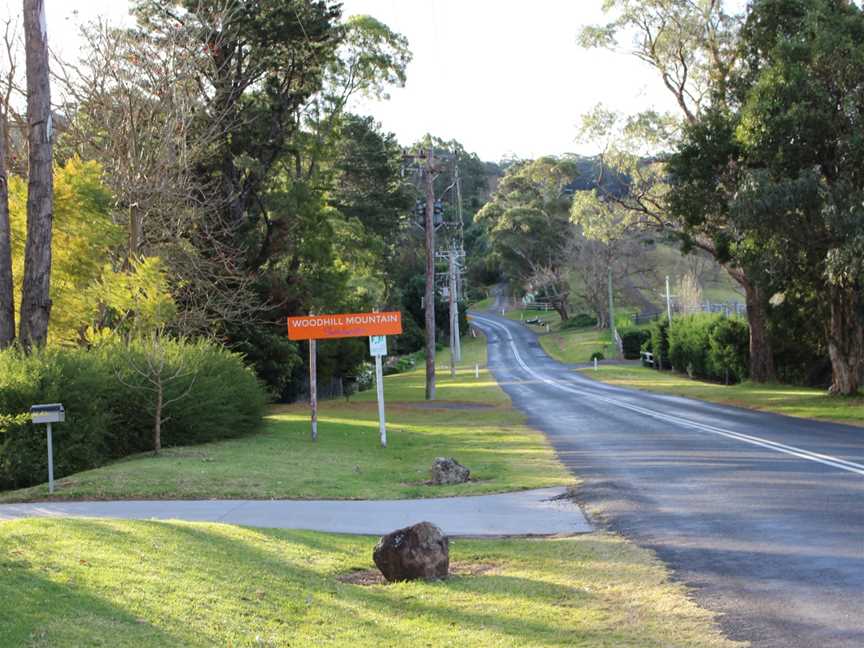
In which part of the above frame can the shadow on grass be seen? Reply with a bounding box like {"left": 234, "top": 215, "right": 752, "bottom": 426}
{"left": 0, "top": 559, "right": 182, "bottom": 647}
{"left": 157, "top": 521, "right": 614, "bottom": 646}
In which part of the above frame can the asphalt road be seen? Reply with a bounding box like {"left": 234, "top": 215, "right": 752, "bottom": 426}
{"left": 471, "top": 311, "right": 864, "bottom": 648}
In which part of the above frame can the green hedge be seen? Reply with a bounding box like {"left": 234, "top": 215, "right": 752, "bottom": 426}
{"left": 0, "top": 338, "right": 266, "bottom": 490}
{"left": 561, "top": 313, "right": 597, "bottom": 329}
{"left": 646, "top": 319, "right": 672, "bottom": 369}
{"left": 667, "top": 314, "right": 749, "bottom": 383}
{"left": 619, "top": 327, "right": 651, "bottom": 360}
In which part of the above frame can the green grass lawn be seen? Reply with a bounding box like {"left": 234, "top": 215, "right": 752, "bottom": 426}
{"left": 580, "top": 364, "right": 864, "bottom": 427}
{"left": 504, "top": 307, "right": 560, "bottom": 325}
{"left": 540, "top": 327, "right": 613, "bottom": 364}
{"left": 500, "top": 309, "right": 624, "bottom": 364}
{"left": 0, "top": 335, "right": 572, "bottom": 502}
{"left": 470, "top": 295, "right": 495, "bottom": 311}
{"left": 0, "top": 518, "right": 743, "bottom": 648}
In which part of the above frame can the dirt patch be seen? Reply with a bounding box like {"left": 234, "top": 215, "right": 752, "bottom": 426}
{"left": 337, "top": 561, "right": 499, "bottom": 586}
{"left": 547, "top": 485, "right": 579, "bottom": 502}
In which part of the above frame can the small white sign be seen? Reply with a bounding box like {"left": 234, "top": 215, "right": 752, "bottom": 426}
{"left": 369, "top": 335, "right": 387, "bottom": 357}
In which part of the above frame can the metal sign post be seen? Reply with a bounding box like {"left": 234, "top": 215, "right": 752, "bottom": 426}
{"left": 287, "top": 312, "right": 402, "bottom": 446}
{"left": 46, "top": 422, "right": 54, "bottom": 493}
{"left": 30, "top": 403, "right": 65, "bottom": 494}
{"left": 310, "top": 339, "right": 317, "bottom": 442}
{"left": 370, "top": 335, "right": 388, "bottom": 448}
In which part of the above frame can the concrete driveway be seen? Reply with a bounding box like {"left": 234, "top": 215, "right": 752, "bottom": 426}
{"left": 0, "top": 487, "right": 591, "bottom": 538}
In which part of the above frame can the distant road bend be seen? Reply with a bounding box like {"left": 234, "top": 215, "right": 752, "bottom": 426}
{"left": 471, "top": 312, "right": 864, "bottom": 648}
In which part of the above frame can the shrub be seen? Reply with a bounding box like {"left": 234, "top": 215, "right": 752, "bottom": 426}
{"left": 382, "top": 353, "right": 420, "bottom": 376}
{"left": 561, "top": 313, "right": 598, "bottom": 329}
{"left": 590, "top": 351, "right": 604, "bottom": 361}
{"left": 0, "top": 339, "right": 266, "bottom": 490}
{"left": 393, "top": 311, "right": 425, "bottom": 355}
{"left": 667, "top": 314, "right": 750, "bottom": 383}
{"left": 668, "top": 313, "right": 720, "bottom": 378}
{"left": 648, "top": 319, "right": 671, "bottom": 370}
{"left": 224, "top": 322, "right": 300, "bottom": 401}
{"left": 619, "top": 327, "right": 651, "bottom": 360}
{"left": 708, "top": 317, "right": 749, "bottom": 384}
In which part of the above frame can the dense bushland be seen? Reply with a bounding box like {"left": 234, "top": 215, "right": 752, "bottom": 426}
{"left": 0, "top": 339, "right": 265, "bottom": 490}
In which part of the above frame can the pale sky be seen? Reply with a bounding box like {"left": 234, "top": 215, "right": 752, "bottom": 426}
{"left": 1, "top": 0, "right": 681, "bottom": 161}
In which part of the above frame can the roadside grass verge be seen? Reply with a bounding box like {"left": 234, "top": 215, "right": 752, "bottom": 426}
{"left": 0, "top": 518, "right": 744, "bottom": 648}
{"left": 541, "top": 327, "right": 612, "bottom": 364}
{"left": 470, "top": 295, "right": 495, "bottom": 310}
{"left": 504, "top": 307, "right": 559, "bottom": 326}
{"left": 499, "top": 309, "right": 613, "bottom": 364}
{"left": 0, "top": 335, "right": 572, "bottom": 502}
{"left": 579, "top": 364, "right": 864, "bottom": 427}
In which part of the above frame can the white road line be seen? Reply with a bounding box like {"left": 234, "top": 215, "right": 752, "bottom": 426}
{"left": 471, "top": 315, "right": 864, "bottom": 477}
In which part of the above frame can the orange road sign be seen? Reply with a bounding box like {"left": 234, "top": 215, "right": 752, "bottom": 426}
{"left": 287, "top": 311, "right": 403, "bottom": 341}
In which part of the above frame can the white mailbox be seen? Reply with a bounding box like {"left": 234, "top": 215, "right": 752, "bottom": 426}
{"left": 30, "top": 403, "right": 64, "bottom": 495}
{"left": 31, "top": 403, "right": 65, "bottom": 424}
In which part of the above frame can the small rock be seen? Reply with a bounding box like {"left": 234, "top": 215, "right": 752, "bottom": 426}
{"left": 372, "top": 521, "right": 449, "bottom": 582}
{"left": 430, "top": 457, "right": 470, "bottom": 485}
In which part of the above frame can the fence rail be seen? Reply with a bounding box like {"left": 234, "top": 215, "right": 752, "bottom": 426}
{"left": 631, "top": 301, "right": 746, "bottom": 325}
{"left": 520, "top": 302, "right": 553, "bottom": 312}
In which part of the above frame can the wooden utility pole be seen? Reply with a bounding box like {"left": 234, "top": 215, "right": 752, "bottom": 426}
{"left": 608, "top": 267, "right": 617, "bottom": 353}
{"left": 448, "top": 242, "right": 461, "bottom": 376}
{"left": 423, "top": 148, "right": 436, "bottom": 400}
{"left": 19, "top": 0, "right": 53, "bottom": 348}
{"left": 0, "top": 102, "right": 13, "bottom": 348}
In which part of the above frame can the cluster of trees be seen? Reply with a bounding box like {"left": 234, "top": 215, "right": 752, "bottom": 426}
{"left": 477, "top": 0, "right": 864, "bottom": 395}
{"left": 476, "top": 155, "right": 651, "bottom": 328}
{"left": 573, "top": 0, "right": 864, "bottom": 395}
{"left": 0, "top": 1, "right": 491, "bottom": 400}
{"left": 667, "top": 0, "right": 864, "bottom": 395}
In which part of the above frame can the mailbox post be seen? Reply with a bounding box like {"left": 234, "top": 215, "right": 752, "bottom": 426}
{"left": 30, "top": 403, "right": 65, "bottom": 494}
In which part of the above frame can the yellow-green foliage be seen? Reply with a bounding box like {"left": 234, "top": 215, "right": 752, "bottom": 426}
{"left": 9, "top": 158, "right": 175, "bottom": 343}
{"left": 9, "top": 158, "right": 122, "bottom": 343}
{"left": 86, "top": 256, "right": 177, "bottom": 341}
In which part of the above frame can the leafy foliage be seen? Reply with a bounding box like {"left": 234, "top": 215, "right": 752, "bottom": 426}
{"left": 0, "top": 339, "right": 265, "bottom": 489}
{"left": 561, "top": 313, "right": 598, "bottom": 329}
{"left": 668, "top": 0, "right": 864, "bottom": 393}
{"left": 618, "top": 327, "right": 651, "bottom": 360}
{"left": 476, "top": 157, "right": 579, "bottom": 320}
{"left": 8, "top": 159, "right": 123, "bottom": 344}
{"left": 667, "top": 314, "right": 749, "bottom": 383}
{"left": 647, "top": 318, "right": 671, "bottom": 370}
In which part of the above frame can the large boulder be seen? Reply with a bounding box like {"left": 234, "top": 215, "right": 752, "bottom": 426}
{"left": 373, "top": 521, "right": 449, "bottom": 582}
{"left": 430, "top": 457, "right": 470, "bottom": 485}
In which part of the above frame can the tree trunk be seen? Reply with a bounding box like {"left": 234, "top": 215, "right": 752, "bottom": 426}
{"left": 742, "top": 280, "right": 775, "bottom": 382}
{"left": 722, "top": 267, "right": 776, "bottom": 383}
{"left": 826, "top": 285, "right": 863, "bottom": 396}
{"left": 19, "top": 0, "right": 53, "bottom": 349}
{"left": 0, "top": 110, "right": 14, "bottom": 348}
{"left": 552, "top": 296, "right": 569, "bottom": 323}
